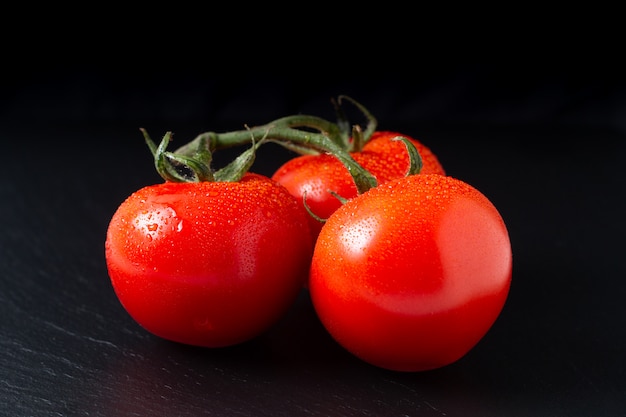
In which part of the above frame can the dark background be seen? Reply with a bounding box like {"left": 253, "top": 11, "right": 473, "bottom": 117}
{"left": 1, "top": 24, "right": 625, "bottom": 416}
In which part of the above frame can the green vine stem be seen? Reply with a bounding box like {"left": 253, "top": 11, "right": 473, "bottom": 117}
{"left": 174, "top": 95, "right": 377, "bottom": 157}
{"left": 174, "top": 115, "right": 344, "bottom": 156}
{"left": 169, "top": 96, "right": 380, "bottom": 193}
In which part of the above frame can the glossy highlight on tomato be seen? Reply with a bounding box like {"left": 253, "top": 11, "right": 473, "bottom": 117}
{"left": 105, "top": 173, "right": 313, "bottom": 348}
{"left": 309, "top": 174, "right": 512, "bottom": 372}
{"left": 272, "top": 131, "right": 446, "bottom": 241}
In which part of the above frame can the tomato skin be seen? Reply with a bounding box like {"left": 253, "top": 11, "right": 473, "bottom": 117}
{"left": 271, "top": 131, "right": 446, "bottom": 241}
{"left": 105, "top": 173, "right": 313, "bottom": 348}
{"left": 309, "top": 174, "right": 512, "bottom": 372}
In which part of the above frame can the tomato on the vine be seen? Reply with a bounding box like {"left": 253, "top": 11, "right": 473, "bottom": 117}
{"left": 271, "top": 131, "right": 446, "bottom": 241}
{"left": 105, "top": 170, "right": 313, "bottom": 348}
{"left": 309, "top": 174, "right": 512, "bottom": 372}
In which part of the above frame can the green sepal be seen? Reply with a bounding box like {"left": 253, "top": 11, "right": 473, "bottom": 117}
{"left": 331, "top": 96, "right": 352, "bottom": 148}
{"left": 161, "top": 152, "right": 214, "bottom": 183}
{"left": 141, "top": 127, "right": 159, "bottom": 156}
{"left": 392, "top": 136, "right": 423, "bottom": 176}
{"left": 335, "top": 95, "right": 378, "bottom": 152}
{"left": 214, "top": 135, "right": 265, "bottom": 182}
{"left": 141, "top": 128, "right": 214, "bottom": 182}
{"left": 331, "top": 148, "right": 378, "bottom": 194}
{"left": 302, "top": 188, "right": 351, "bottom": 225}
{"left": 328, "top": 190, "right": 349, "bottom": 204}
{"left": 302, "top": 191, "right": 327, "bottom": 224}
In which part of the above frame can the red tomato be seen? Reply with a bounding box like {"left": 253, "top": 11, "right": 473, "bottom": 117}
{"left": 309, "top": 174, "right": 512, "bottom": 372}
{"left": 271, "top": 131, "right": 446, "bottom": 241}
{"left": 105, "top": 173, "right": 313, "bottom": 348}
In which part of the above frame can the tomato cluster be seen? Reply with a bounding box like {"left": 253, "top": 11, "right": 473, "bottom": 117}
{"left": 105, "top": 97, "right": 512, "bottom": 372}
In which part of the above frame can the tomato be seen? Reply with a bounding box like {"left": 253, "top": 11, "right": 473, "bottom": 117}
{"left": 271, "top": 131, "right": 446, "bottom": 241}
{"left": 105, "top": 173, "right": 313, "bottom": 348}
{"left": 309, "top": 174, "right": 512, "bottom": 372}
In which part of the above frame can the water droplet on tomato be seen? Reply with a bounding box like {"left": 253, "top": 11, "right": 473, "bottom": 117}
{"left": 133, "top": 206, "right": 178, "bottom": 240}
